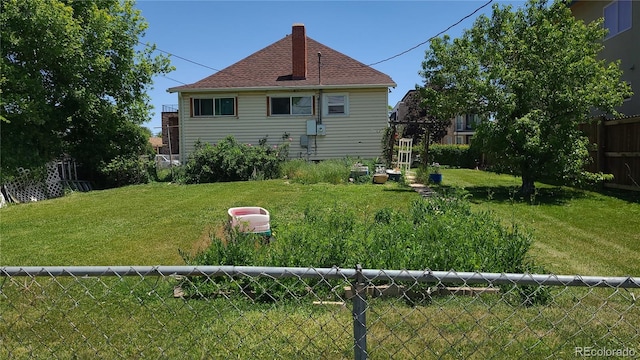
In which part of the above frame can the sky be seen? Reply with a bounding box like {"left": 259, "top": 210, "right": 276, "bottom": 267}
{"left": 135, "top": 0, "right": 528, "bottom": 133}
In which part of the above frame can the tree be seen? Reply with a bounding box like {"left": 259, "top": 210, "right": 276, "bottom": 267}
{"left": 0, "top": 0, "right": 172, "bottom": 183}
{"left": 420, "top": 0, "right": 631, "bottom": 195}
{"left": 401, "top": 90, "right": 450, "bottom": 166}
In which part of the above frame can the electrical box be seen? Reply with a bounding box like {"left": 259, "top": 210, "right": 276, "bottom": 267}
{"left": 316, "top": 124, "right": 326, "bottom": 136}
{"left": 306, "top": 120, "right": 317, "bottom": 135}
{"left": 300, "top": 135, "right": 309, "bottom": 148}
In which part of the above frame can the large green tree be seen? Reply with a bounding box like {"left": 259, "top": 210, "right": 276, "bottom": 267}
{"left": 421, "top": 0, "right": 631, "bottom": 195}
{"left": 0, "top": 0, "right": 172, "bottom": 182}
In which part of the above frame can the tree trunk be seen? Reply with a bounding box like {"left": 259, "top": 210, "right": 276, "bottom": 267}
{"left": 520, "top": 175, "right": 536, "bottom": 197}
{"left": 422, "top": 130, "right": 430, "bottom": 167}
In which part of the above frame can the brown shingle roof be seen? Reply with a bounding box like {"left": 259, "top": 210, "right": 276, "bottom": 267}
{"left": 169, "top": 31, "right": 395, "bottom": 92}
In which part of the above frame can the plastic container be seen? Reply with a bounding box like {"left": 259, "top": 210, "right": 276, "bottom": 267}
{"left": 228, "top": 207, "right": 271, "bottom": 235}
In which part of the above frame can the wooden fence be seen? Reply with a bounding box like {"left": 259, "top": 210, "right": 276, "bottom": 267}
{"left": 579, "top": 115, "right": 640, "bottom": 191}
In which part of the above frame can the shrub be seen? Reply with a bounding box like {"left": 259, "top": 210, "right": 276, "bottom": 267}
{"left": 154, "top": 166, "right": 184, "bottom": 183}
{"left": 415, "top": 144, "right": 482, "bottom": 168}
{"left": 182, "top": 192, "right": 546, "bottom": 303}
{"left": 99, "top": 155, "right": 154, "bottom": 188}
{"left": 564, "top": 171, "right": 615, "bottom": 190}
{"left": 381, "top": 126, "right": 396, "bottom": 167}
{"left": 182, "top": 136, "right": 289, "bottom": 184}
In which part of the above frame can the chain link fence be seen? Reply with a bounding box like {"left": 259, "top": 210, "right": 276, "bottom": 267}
{"left": 1, "top": 266, "right": 638, "bottom": 359}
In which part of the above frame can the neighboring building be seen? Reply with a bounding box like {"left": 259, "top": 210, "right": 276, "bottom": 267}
{"left": 161, "top": 105, "right": 179, "bottom": 155}
{"left": 149, "top": 137, "right": 163, "bottom": 154}
{"left": 168, "top": 24, "right": 396, "bottom": 161}
{"left": 570, "top": 0, "right": 639, "bottom": 116}
{"left": 388, "top": 90, "right": 412, "bottom": 126}
{"left": 445, "top": 114, "right": 480, "bottom": 145}
{"left": 389, "top": 89, "right": 478, "bottom": 145}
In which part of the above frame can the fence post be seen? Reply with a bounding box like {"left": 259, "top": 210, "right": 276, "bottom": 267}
{"left": 352, "top": 264, "right": 368, "bottom": 360}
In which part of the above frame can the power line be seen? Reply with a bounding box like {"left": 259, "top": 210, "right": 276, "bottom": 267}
{"left": 140, "top": 0, "right": 494, "bottom": 86}
{"left": 160, "top": 75, "right": 187, "bottom": 85}
{"left": 367, "top": 0, "right": 493, "bottom": 66}
{"left": 138, "top": 41, "right": 222, "bottom": 72}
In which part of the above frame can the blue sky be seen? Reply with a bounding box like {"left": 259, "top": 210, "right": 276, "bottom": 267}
{"left": 135, "top": 0, "right": 528, "bottom": 133}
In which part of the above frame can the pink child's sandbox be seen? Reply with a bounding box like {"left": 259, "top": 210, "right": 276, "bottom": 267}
{"left": 227, "top": 207, "right": 271, "bottom": 235}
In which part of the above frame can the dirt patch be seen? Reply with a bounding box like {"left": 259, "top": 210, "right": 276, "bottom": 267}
{"left": 190, "top": 223, "right": 227, "bottom": 255}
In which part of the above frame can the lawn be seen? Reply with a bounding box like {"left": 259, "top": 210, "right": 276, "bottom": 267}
{"left": 2, "top": 170, "right": 638, "bottom": 276}
{"left": 1, "top": 171, "right": 638, "bottom": 358}
{"left": 0, "top": 180, "right": 418, "bottom": 266}
{"left": 436, "top": 169, "right": 640, "bottom": 276}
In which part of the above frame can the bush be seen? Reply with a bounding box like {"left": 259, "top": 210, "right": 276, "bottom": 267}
{"left": 99, "top": 155, "right": 154, "bottom": 188}
{"left": 381, "top": 126, "right": 396, "bottom": 167}
{"left": 182, "top": 136, "right": 289, "bottom": 184}
{"left": 182, "top": 192, "right": 546, "bottom": 303}
{"left": 415, "top": 144, "right": 482, "bottom": 168}
{"left": 564, "top": 171, "right": 615, "bottom": 190}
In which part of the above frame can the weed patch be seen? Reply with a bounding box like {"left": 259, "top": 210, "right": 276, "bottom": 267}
{"left": 182, "top": 192, "right": 545, "bottom": 303}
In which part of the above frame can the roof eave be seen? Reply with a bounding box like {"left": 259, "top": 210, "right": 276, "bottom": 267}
{"left": 167, "top": 83, "right": 396, "bottom": 93}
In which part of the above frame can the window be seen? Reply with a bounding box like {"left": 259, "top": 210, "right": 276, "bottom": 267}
{"left": 193, "top": 97, "right": 235, "bottom": 117}
{"left": 193, "top": 99, "right": 213, "bottom": 116}
{"left": 455, "top": 115, "right": 464, "bottom": 131}
{"left": 215, "top": 98, "right": 235, "bottom": 116}
{"left": 604, "top": 0, "right": 632, "bottom": 39}
{"left": 270, "top": 96, "right": 313, "bottom": 115}
{"left": 323, "top": 94, "right": 348, "bottom": 116}
{"left": 466, "top": 114, "right": 480, "bottom": 130}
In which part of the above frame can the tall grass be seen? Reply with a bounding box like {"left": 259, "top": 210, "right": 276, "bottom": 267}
{"left": 281, "top": 159, "right": 352, "bottom": 184}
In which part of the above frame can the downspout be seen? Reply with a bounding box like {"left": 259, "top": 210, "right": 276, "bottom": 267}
{"left": 178, "top": 92, "right": 184, "bottom": 163}
{"left": 318, "top": 51, "right": 322, "bottom": 125}
{"left": 316, "top": 52, "right": 322, "bottom": 156}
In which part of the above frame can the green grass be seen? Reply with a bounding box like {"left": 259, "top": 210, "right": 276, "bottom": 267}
{"left": 434, "top": 169, "right": 640, "bottom": 276}
{"left": 0, "top": 180, "right": 417, "bottom": 266}
{"left": 2, "top": 170, "right": 638, "bottom": 275}
{"left": 1, "top": 272, "right": 636, "bottom": 359}
{"left": 1, "top": 173, "right": 638, "bottom": 358}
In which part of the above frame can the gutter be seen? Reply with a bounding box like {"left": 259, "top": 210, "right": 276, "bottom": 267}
{"left": 167, "top": 83, "right": 396, "bottom": 94}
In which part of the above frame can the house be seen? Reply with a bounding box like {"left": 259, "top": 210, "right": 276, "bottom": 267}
{"left": 570, "top": 1, "right": 640, "bottom": 191}
{"left": 446, "top": 114, "right": 480, "bottom": 145}
{"left": 570, "top": 0, "right": 639, "bottom": 116}
{"left": 167, "top": 24, "right": 396, "bottom": 161}
{"left": 389, "top": 89, "right": 479, "bottom": 145}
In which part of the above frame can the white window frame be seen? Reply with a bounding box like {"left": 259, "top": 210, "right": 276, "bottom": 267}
{"left": 269, "top": 95, "right": 313, "bottom": 116}
{"left": 323, "top": 93, "right": 349, "bottom": 116}
{"left": 192, "top": 96, "right": 236, "bottom": 117}
{"left": 604, "top": 0, "right": 632, "bottom": 40}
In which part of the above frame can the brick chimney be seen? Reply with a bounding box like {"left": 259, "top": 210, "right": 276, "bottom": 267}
{"left": 292, "top": 23, "right": 307, "bottom": 80}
